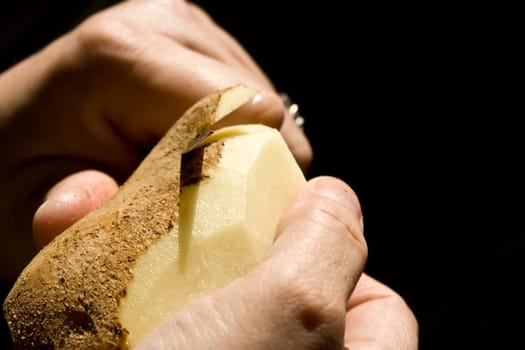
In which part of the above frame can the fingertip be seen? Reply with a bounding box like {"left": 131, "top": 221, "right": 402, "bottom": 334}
{"left": 32, "top": 170, "right": 119, "bottom": 249}
{"left": 263, "top": 176, "right": 367, "bottom": 301}
{"left": 214, "top": 88, "right": 284, "bottom": 129}
{"left": 307, "top": 176, "right": 362, "bottom": 220}
{"left": 307, "top": 176, "right": 365, "bottom": 250}
{"left": 215, "top": 87, "right": 313, "bottom": 173}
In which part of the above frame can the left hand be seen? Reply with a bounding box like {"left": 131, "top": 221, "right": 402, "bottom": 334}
{"left": 0, "top": 0, "right": 312, "bottom": 280}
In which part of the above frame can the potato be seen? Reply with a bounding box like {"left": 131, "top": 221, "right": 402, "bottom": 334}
{"left": 3, "top": 84, "right": 306, "bottom": 349}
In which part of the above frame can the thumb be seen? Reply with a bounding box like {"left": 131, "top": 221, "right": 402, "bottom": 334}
{"left": 267, "top": 175, "right": 367, "bottom": 302}
{"left": 242, "top": 175, "right": 368, "bottom": 349}
{"left": 32, "top": 169, "right": 119, "bottom": 249}
{"left": 136, "top": 176, "right": 367, "bottom": 349}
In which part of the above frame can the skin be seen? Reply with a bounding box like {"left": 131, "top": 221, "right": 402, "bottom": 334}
{"left": 0, "top": 0, "right": 418, "bottom": 348}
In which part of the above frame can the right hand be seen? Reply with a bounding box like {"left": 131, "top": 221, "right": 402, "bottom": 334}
{"left": 136, "top": 176, "right": 419, "bottom": 349}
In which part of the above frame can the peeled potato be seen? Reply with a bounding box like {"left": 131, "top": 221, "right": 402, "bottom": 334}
{"left": 3, "top": 84, "right": 306, "bottom": 349}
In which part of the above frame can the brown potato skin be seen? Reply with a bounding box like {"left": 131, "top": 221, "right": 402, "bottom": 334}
{"left": 3, "top": 88, "right": 235, "bottom": 349}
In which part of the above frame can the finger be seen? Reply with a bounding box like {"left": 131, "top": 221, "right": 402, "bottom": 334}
{"left": 344, "top": 274, "right": 419, "bottom": 349}
{"left": 119, "top": 0, "right": 267, "bottom": 80}
{"left": 104, "top": 43, "right": 290, "bottom": 146}
{"left": 262, "top": 175, "right": 367, "bottom": 306}
{"left": 74, "top": 1, "right": 311, "bottom": 170}
{"left": 32, "top": 169, "right": 119, "bottom": 249}
{"left": 167, "top": 2, "right": 311, "bottom": 168}
{"left": 213, "top": 88, "right": 313, "bottom": 175}
{"left": 280, "top": 110, "right": 313, "bottom": 172}
{"left": 186, "top": 3, "right": 274, "bottom": 87}
{"left": 239, "top": 176, "right": 367, "bottom": 348}
{"left": 136, "top": 176, "right": 367, "bottom": 349}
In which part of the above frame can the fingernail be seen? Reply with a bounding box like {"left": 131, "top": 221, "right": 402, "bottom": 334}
{"left": 34, "top": 199, "right": 49, "bottom": 219}
{"left": 312, "top": 177, "right": 357, "bottom": 209}
{"left": 251, "top": 92, "right": 263, "bottom": 105}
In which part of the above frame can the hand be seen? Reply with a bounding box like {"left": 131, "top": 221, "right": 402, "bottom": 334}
{"left": 29, "top": 174, "right": 419, "bottom": 349}
{"left": 133, "top": 176, "right": 418, "bottom": 349}
{"left": 0, "top": 0, "right": 311, "bottom": 280}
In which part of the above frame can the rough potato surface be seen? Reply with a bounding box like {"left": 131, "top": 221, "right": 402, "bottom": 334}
{"left": 3, "top": 87, "right": 239, "bottom": 349}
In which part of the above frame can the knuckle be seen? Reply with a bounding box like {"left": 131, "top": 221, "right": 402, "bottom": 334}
{"left": 309, "top": 200, "right": 368, "bottom": 262}
{"left": 72, "top": 14, "right": 138, "bottom": 63}
{"left": 271, "top": 274, "right": 346, "bottom": 345}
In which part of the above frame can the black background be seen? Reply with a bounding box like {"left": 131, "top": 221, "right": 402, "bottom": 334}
{"left": 1, "top": 1, "right": 523, "bottom": 349}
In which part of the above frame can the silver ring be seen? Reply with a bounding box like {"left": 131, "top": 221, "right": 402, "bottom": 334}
{"left": 280, "top": 92, "right": 305, "bottom": 128}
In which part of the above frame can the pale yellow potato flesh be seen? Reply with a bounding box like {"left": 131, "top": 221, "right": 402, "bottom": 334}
{"left": 120, "top": 124, "right": 306, "bottom": 347}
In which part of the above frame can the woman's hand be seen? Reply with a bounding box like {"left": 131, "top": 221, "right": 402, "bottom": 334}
{"left": 134, "top": 177, "right": 419, "bottom": 349}
{"left": 0, "top": 0, "right": 311, "bottom": 280}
